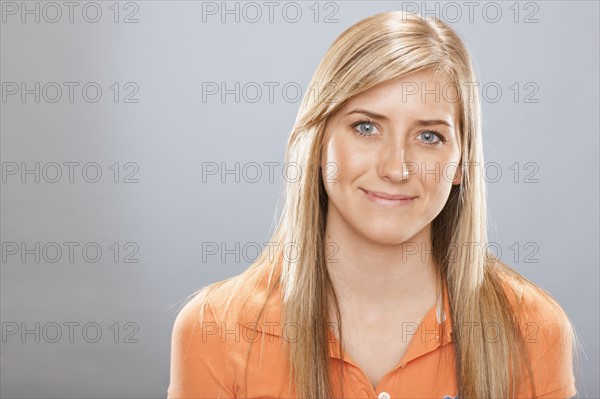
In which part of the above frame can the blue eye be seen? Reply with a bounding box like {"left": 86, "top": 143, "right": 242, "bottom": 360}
{"left": 419, "top": 130, "right": 446, "bottom": 146}
{"left": 351, "top": 119, "right": 378, "bottom": 137}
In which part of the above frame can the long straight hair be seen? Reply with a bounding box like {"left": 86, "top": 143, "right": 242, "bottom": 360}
{"left": 192, "top": 11, "right": 581, "bottom": 398}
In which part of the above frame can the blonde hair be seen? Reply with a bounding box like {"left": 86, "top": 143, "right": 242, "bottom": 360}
{"left": 189, "top": 10, "right": 582, "bottom": 398}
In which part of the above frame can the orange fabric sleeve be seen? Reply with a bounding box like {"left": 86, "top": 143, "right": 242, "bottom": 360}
{"left": 167, "top": 294, "right": 236, "bottom": 398}
{"left": 524, "top": 295, "right": 577, "bottom": 399}
{"left": 535, "top": 316, "right": 577, "bottom": 398}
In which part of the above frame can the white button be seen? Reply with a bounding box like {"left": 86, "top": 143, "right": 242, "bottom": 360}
{"left": 378, "top": 392, "right": 391, "bottom": 399}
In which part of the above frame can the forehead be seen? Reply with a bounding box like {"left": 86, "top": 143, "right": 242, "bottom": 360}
{"left": 338, "top": 69, "right": 459, "bottom": 120}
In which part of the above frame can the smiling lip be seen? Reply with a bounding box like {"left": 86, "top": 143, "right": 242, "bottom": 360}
{"left": 360, "top": 188, "right": 416, "bottom": 200}
{"left": 360, "top": 188, "right": 416, "bottom": 208}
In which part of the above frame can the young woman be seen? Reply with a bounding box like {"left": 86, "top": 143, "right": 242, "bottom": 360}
{"left": 168, "top": 11, "right": 580, "bottom": 399}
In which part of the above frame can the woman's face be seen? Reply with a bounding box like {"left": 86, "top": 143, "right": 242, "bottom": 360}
{"left": 320, "top": 68, "right": 462, "bottom": 246}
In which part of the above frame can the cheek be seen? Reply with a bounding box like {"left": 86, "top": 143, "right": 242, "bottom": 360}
{"left": 419, "top": 154, "right": 459, "bottom": 207}
{"left": 322, "top": 132, "right": 366, "bottom": 190}
{"left": 417, "top": 145, "right": 460, "bottom": 181}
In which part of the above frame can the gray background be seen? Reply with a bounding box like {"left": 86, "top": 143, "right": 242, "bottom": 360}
{"left": 1, "top": 1, "right": 598, "bottom": 398}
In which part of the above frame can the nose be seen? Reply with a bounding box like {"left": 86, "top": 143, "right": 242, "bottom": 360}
{"left": 380, "top": 144, "right": 410, "bottom": 183}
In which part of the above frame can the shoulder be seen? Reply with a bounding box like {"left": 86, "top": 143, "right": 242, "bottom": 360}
{"left": 170, "top": 288, "right": 219, "bottom": 355}
{"left": 175, "top": 268, "right": 280, "bottom": 339}
{"left": 168, "top": 281, "right": 239, "bottom": 398}
{"left": 498, "top": 272, "right": 572, "bottom": 347}
{"left": 491, "top": 262, "right": 572, "bottom": 341}
{"left": 174, "top": 289, "right": 212, "bottom": 324}
{"left": 493, "top": 267, "right": 577, "bottom": 398}
{"left": 173, "top": 276, "right": 244, "bottom": 333}
{"left": 517, "top": 282, "right": 573, "bottom": 361}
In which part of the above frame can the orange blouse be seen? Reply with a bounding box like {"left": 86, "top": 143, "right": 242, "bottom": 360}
{"left": 168, "top": 267, "right": 576, "bottom": 398}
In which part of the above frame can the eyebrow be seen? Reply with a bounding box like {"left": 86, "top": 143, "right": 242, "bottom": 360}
{"left": 344, "top": 109, "right": 454, "bottom": 129}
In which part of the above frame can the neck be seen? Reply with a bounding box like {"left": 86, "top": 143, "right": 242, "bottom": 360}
{"left": 324, "top": 207, "right": 439, "bottom": 317}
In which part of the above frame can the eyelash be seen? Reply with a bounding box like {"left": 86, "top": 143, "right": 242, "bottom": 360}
{"left": 351, "top": 118, "right": 447, "bottom": 145}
